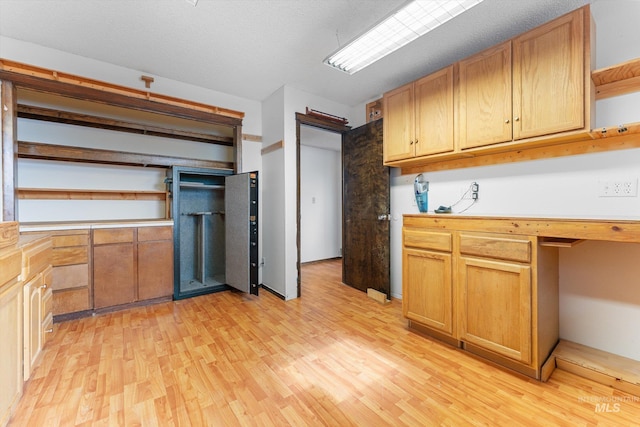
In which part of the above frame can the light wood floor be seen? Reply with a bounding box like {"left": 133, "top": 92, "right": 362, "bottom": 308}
{"left": 10, "top": 259, "right": 640, "bottom": 426}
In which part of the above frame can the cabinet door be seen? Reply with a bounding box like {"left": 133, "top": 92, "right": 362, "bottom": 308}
{"left": 23, "top": 274, "right": 43, "bottom": 381}
{"left": 459, "top": 257, "right": 531, "bottom": 364}
{"left": 414, "top": 66, "right": 454, "bottom": 156}
{"left": 138, "top": 240, "right": 173, "bottom": 300}
{"left": 0, "top": 278, "right": 22, "bottom": 427}
{"left": 513, "top": 8, "right": 585, "bottom": 139}
{"left": 93, "top": 243, "right": 135, "bottom": 309}
{"left": 403, "top": 248, "right": 453, "bottom": 335}
{"left": 383, "top": 83, "right": 415, "bottom": 162}
{"left": 458, "top": 42, "right": 512, "bottom": 149}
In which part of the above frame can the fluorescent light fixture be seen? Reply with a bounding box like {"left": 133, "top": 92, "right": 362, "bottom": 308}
{"left": 324, "top": 0, "right": 484, "bottom": 74}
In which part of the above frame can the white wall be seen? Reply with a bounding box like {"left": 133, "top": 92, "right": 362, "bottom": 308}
{"left": 300, "top": 145, "right": 341, "bottom": 263}
{"left": 261, "top": 86, "right": 287, "bottom": 298}
{"left": 384, "top": 1, "right": 640, "bottom": 361}
{"left": 261, "top": 85, "right": 354, "bottom": 299}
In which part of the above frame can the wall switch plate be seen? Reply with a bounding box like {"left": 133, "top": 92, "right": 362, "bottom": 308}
{"left": 598, "top": 178, "right": 638, "bottom": 197}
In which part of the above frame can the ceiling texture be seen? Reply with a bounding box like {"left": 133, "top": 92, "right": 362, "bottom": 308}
{"left": 0, "top": 0, "right": 591, "bottom": 108}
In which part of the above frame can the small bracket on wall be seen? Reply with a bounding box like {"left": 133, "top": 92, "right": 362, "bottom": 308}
{"left": 141, "top": 75, "right": 155, "bottom": 89}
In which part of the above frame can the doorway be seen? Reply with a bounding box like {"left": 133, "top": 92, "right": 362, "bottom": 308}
{"left": 300, "top": 125, "right": 343, "bottom": 265}
{"left": 296, "top": 113, "right": 389, "bottom": 298}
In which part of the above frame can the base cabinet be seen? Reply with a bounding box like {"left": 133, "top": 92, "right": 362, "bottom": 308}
{"left": 93, "top": 226, "right": 173, "bottom": 310}
{"left": 49, "top": 229, "right": 91, "bottom": 316}
{"left": 93, "top": 228, "right": 136, "bottom": 309}
{"left": 0, "top": 267, "right": 22, "bottom": 427}
{"left": 402, "top": 220, "right": 559, "bottom": 379}
{"left": 20, "top": 236, "right": 53, "bottom": 382}
{"left": 458, "top": 257, "right": 532, "bottom": 364}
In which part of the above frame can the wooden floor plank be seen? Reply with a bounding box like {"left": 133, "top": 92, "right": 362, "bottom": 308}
{"left": 9, "top": 259, "right": 640, "bottom": 426}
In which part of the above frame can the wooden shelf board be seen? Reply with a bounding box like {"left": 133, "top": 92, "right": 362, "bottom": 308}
{"left": 18, "top": 188, "right": 167, "bottom": 201}
{"left": 400, "top": 129, "right": 640, "bottom": 174}
{"left": 552, "top": 340, "right": 640, "bottom": 397}
{"left": 539, "top": 237, "right": 585, "bottom": 248}
{"left": 18, "top": 141, "right": 234, "bottom": 171}
{"left": 17, "top": 104, "right": 234, "bottom": 147}
{"left": 593, "top": 57, "right": 640, "bottom": 99}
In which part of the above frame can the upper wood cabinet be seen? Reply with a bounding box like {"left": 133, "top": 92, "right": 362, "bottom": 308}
{"left": 383, "top": 5, "right": 593, "bottom": 170}
{"left": 383, "top": 82, "right": 415, "bottom": 162}
{"left": 458, "top": 42, "right": 513, "bottom": 149}
{"left": 458, "top": 7, "right": 588, "bottom": 149}
{"left": 383, "top": 66, "right": 454, "bottom": 162}
{"left": 513, "top": 7, "right": 588, "bottom": 140}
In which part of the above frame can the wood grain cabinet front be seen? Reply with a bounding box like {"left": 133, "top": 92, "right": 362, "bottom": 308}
{"left": 19, "top": 235, "right": 53, "bottom": 382}
{"left": 0, "top": 245, "right": 23, "bottom": 427}
{"left": 93, "top": 226, "right": 173, "bottom": 310}
{"left": 457, "top": 6, "right": 590, "bottom": 150}
{"left": 49, "top": 229, "right": 92, "bottom": 317}
{"left": 402, "top": 229, "right": 455, "bottom": 340}
{"left": 402, "top": 222, "right": 560, "bottom": 380}
{"left": 93, "top": 228, "right": 135, "bottom": 309}
{"left": 383, "top": 66, "right": 454, "bottom": 162}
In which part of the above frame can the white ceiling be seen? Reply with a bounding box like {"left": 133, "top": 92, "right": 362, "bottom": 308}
{"left": 0, "top": 0, "right": 590, "bottom": 108}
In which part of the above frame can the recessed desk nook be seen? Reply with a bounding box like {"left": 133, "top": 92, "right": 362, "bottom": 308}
{"left": 402, "top": 213, "right": 640, "bottom": 396}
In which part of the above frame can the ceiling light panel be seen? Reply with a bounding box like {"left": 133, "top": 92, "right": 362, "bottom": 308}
{"left": 324, "top": 0, "right": 484, "bottom": 74}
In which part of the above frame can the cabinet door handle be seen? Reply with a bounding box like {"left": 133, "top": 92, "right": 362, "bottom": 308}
{"left": 505, "top": 119, "right": 510, "bottom": 124}
{"left": 45, "top": 328, "right": 53, "bottom": 333}
{"left": 415, "top": 139, "right": 418, "bottom": 145}
{"left": 409, "top": 140, "right": 414, "bottom": 145}
{"left": 40, "top": 283, "right": 47, "bottom": 290}
{"left": 514, "top": 116, "right": 520, "bottom": 122}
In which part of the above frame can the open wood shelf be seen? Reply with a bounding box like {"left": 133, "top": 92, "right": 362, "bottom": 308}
{"left": 539, "top": 237, "right": 585, "bottom": 248}
{"left": 17, "top": 188, "right": 167, "bottom": 201}
{"left": 551, "top": 340, "right": 640, "bottom": 397}
{"left": 592, "top": 57, "right": 640, "bottom": 100}
{"left": 18, "top": 141, "right": 234, "bottom": 170}
{"left": 17, "top": 104, "right": 234, "bottom": 146}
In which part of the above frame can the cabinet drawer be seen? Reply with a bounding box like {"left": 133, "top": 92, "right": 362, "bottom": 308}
{"left": 53, "top": 288, "right": 91, "bottom": 315}
{"left": 138, "top": 226, "right": 172, "bottom": 242}
{"left": 459, "top": 233, "right": 531, "bottom": 263}
{"left": 52, "top": 246, "right": 89, "bottom": 266}
{"left": 0, "top": 248, "right": 22, "bottom": 287}
{"left": 52, "top": 264, "right": 89, "bottom": 290}
{"left": 403, "top": 228, "right": 452, "bottom": 252}
{"left": 93, "top": 228, "right": 135, "bottom": 245}
{"left": 52, "top": 234, "right": 89, "bottom": 248}
{"left": 22, "top": 238, "right": 53, "bottom": 282}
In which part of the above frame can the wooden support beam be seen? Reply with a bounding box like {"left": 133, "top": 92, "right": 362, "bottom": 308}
{"left": 1, "top": 80, "right": 17, "bottom": 221}
{"left": 0, "top": 58, "right": 243, "bottom": 127}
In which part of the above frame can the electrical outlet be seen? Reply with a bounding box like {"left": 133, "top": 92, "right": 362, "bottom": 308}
{"left": 471, "top": 182, "right": 479, "bottom": 201}
{"left": 598, "top": 179, "right": 638, "bottom": 197}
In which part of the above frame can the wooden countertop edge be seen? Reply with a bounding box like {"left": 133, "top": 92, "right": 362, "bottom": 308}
{"left": 20, "top": 220, "right": 174, "bottom": 232}
{"left": 403, "top": 214, "right": 640, "bottom": 243}
{"left": 0, "top": 221, "right": 19, "bottom": 249}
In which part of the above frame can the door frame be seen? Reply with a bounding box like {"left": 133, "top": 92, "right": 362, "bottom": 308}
{"left": 295, "top": 112, "right": 350, "bottom": 297}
